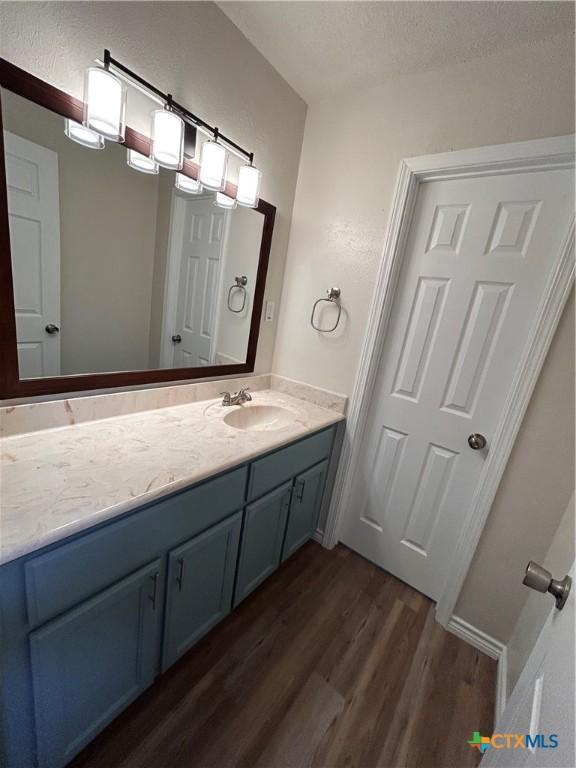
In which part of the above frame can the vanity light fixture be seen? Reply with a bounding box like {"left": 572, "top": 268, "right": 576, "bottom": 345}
{"left": 64, "top": 119, "right": 105, "bottom": 149}
{"left": 175, "top": 173, "right": 202, "bottom": 194}
{"left": 215, "top": 192, "right": 237, "bottom": 209}
{"left": 78, "top": 50, "right": 262, "bottom": 201}
{"left": 151, "top": 101, "right": 184, "bottom": 170}
{"left": 236, "top": 157, "right": 261, "bottom": 208}
{"left": 127, "top": 148, "right": 159, "bottom": 174}
{"left": 83, "top": 55, "right": 126, "bottom": 142}
{"left": 199, "top": 132, "right": 228, "bottom": 191}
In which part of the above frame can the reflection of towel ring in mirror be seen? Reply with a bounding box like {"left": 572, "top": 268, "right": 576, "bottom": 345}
{"left": 227, "top": 275, "right": 248, "bottom": 313}
{"left": 311, "top": 287, "right": 342, "bottom": 332}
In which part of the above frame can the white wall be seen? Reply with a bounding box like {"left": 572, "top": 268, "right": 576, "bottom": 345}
{"left": 273, "top": 32, "right": 574, "bottom": 394}
{"left": 273, "top": 31, "right": 575, "bottom": 643}
{"left": 0, "top": 0, "right": 307, "bottom": 374}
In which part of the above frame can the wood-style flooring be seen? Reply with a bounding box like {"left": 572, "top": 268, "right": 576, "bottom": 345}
{"left": 71, "top": 542, "right": 496, "bottom": 768}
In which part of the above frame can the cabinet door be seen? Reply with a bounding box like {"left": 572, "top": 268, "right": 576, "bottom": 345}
{"left": 29, "top": 560, "right": 162, "bottom": 768}
{"left": 163, "top": 512, "right": 242, "bottom": 670}
{"left": 283, "top": 460, "right": 328, "bottom": 561}
{"left": 234, "top": 482, "right": 292, "bottom": 606}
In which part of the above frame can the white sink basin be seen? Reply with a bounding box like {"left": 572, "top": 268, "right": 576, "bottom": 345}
{"left": 223, "top": 404, "right": 294, "bottom": 431}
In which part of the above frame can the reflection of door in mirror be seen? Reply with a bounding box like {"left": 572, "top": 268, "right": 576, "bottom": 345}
{"left": 162, "top": 195, "right": 227, "bottom": 368}
{"left": 5, "top": 131, "right": 61, "bottom": 377}
{"left": 160, "top": 194, "right": 263, "bottom": 369}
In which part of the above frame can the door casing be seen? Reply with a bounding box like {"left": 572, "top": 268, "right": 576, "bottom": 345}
{"left": 323, "top": 135, "right": 575, "bottom": 627}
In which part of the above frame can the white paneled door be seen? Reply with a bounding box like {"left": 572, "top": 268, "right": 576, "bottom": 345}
{"left": 171, "top": 195, "right": 226, "bottom": 367}
{"left": 5, "top": 131, "right": 61, "bottom": 378}
{"left": 340, "top": 167, "right": 574, "bottom": 599}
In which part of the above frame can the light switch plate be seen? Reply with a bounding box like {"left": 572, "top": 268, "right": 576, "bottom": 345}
{"left": 264, "top": 301, "right": 275, "bottom": 322}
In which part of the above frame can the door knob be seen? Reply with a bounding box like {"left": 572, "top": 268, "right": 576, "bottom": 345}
{"left": 523, "top": 561, "right": 572, "bottom": 610}
{"left": 171, "top": 334, "right": 182, "bottom": 344}
{"left": 45, "top": 323, "right": 60, "bottom": 335}
{"left": 468, "top": 433, "right": 487, "bottom": 450}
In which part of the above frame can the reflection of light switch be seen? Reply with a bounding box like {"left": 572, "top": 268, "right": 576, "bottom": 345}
{"left": 264, "top": 301, "right": 275, "bottom": 322}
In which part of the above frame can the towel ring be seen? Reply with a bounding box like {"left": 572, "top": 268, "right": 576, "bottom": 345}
{"left": 311, "top": 287, "right": 342, "bottom": 333}
{"left": 227, "top": 275, "right": 248, "bottom": 313}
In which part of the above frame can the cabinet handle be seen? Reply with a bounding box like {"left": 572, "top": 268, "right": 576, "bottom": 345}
{"left": 296, "top": 479, "right": 305, "bottom": 502}
{"left": 176, "top": 558, "right": 184, "bottom": 592}
{"left": 149, "top": 572, "right": 159, "bottom": 610}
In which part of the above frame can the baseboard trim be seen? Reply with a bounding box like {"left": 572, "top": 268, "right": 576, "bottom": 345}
{"left": 312, "top": 528, "right": 324, "bottom": 544}
{"left": 447, "top": 615, "right": 507, "bottom": 723}
{"left": 447, "top": 615, "right": 504, "bottom": 659}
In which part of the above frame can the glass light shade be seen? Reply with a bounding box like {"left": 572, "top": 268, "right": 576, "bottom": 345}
{"left": 215, "top": 192, "right": 237, "bottom": 210}
{"left": 236, "top": 164, "right": 261, "bottom": 208}
{"left": 64, "top": 119, "right": 105, "bottom": 149}
{"left": 127, "top": 149, "right": 159, "bottom": 175}
{"left": 175, "top": 173, "right": 202, "bottom": 194}
{"left": 151, "top": 109, "right": 184, "bottom": 169}
{"left": 199, "top": 140, "right": 227, "bottom": 190}
{"left": 84, "top": 67, "right": 126, "bottom": 142}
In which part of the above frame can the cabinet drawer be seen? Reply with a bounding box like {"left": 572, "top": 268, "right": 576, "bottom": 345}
{"left": 25, "top": 466, "right": 247, "bottom": 627}
{"left": 247, "top": 428, "right": 334, "bottom": 501}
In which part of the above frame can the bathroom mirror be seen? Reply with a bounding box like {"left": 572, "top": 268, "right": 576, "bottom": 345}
{"left": 0, "top": 59, "right": 275, "bottom": 398}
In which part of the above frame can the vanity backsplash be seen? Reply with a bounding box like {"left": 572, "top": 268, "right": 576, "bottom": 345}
{"left": 0, "top": 374, "right": 347, "bottom": 438}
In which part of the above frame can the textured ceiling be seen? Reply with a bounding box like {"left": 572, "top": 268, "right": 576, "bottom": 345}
{"left": 218, "top": 1, "right": 574, "bottom": 104}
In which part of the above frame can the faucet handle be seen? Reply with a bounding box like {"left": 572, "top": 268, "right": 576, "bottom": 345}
{"left": 220, "top": 391, "right": 232, "bottom": 405}
{"left": 239, "top": 387, "right": 252, "bottom": 400}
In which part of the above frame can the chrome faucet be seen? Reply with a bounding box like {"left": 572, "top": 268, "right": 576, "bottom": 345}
{"left": 221, "top": 388, "right": 252, "bottom": 406}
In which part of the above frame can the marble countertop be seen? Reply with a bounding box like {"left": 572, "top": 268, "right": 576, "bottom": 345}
{"left": 0, "top": 390, "right": 344, "bottom": 566}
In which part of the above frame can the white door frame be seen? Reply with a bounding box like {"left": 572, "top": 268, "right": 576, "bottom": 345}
{"left": 323, "top": 135, "right": 575, "bottom": 627}
{"left": 209, "top": 210, "right": 233, "bottom": 363}
{"left": 160, "top": 189, "right": 185, "bottom": 368}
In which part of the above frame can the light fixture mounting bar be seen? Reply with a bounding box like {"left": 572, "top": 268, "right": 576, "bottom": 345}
{"left": 100, "top": 49, "right": 253, "bottom": 162}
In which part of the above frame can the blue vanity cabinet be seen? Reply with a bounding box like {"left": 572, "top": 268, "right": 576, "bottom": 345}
{"left": 234, "top": 481, "right": 293, "bottom": 606}
{"left": 234, "top": 426, "right": 338, "bottom": 607}
{"left": 29, "top": 560, "right": 162, "bottom": 768}
{"left": 282, "top": 460, "right": 328, "bottom": 562}
{"left": 0, "top": 424, "right": 341, "bottom": 768}
{"left": 162, "top": 512, "right": 242, "bottom": 670}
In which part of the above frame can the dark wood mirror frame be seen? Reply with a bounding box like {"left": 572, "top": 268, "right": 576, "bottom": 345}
{"left": 0, "top": 58, "right": 276, "bottom": 399}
